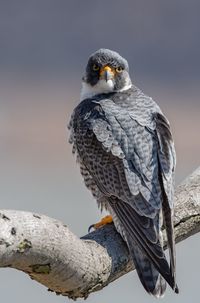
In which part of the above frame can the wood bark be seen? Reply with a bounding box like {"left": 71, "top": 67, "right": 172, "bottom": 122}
{"left": 0, "top": 167, "right": 200, "bottom": 299}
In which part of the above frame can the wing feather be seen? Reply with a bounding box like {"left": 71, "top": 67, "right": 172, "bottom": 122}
{"left": 71, "top": 97, "right": 178, "bottom": 293}
{"left": 90, "top": 101, "right": 162, "bottom": 215}
{"left": 154, "top": 113, "right": 177, "bottom": 286}
{"left": 110, "top": 201, "right": 175, "bottom": 289}
{"left": 109, "top": 198, "right": 176, "bottom": 290}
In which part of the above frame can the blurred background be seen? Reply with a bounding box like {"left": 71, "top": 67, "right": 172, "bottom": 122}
{"left": 0, "top": 1, "right": 200, "bottom": 302}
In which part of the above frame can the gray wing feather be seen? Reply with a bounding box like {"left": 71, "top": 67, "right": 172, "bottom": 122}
{"left": 70, "top": 96, "right": 178, "bottom": 294}
{"left": 154, "top": 113, "right": 177, "bottom": 285}
{"left": 91, "top": 100, "right": 163, "bottom": 215}
{"left": 108, "top": 202, "right": 167, "bottom": 297}
{"left": 154, "top": 112, "right": 176, "bottom": 208}
{"left": 93, "top": 99, "right": 177, "bottom": 291}
{"left": 109, "top": 198, "right": 177, "bottom": 291}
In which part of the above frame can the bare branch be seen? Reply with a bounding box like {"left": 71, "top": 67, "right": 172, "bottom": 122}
{"left": 0, "top": 167, "right": 200, "bottom": 299}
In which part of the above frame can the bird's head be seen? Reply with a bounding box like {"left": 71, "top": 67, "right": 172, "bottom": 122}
{"left": 81, "top": 49, "right": 132, "bottom": 100}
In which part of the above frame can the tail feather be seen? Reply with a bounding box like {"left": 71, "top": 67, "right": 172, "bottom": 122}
{"left": 128, "top": 241, "right": 166, "bottom": 297}
{"left": 109, "top": 198, "right": 179, "bottom": 295}
{"left": 162, "top": 196, "right": 176, "bottom": 281}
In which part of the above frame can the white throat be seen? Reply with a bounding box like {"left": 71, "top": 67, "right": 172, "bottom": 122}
{"left": 80, "top": 79, "right": 132, "bottom": 101}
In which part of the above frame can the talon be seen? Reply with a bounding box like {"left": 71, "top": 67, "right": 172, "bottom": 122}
{"left": 88, "top": 215, "right": 113, "bottom": 232}
{"left": 88, "top": 224, "right": 95, "bottom": 233}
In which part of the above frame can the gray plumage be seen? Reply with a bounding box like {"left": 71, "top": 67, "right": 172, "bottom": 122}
{"left": 68, "top": 49, "right": 178, "bottom": 297}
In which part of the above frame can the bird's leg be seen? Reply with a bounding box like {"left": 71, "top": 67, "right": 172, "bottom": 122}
{"left": 88, "top": 215, "right": 113, "bottom": 232}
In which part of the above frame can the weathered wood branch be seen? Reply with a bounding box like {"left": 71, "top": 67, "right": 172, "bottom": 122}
{"left": 0, "top": 167, "right": 200, "bottom": 299}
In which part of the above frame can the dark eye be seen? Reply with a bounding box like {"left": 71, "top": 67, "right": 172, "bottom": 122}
{"left": 116, "top": 66, "right": 124, "bottom": 73}
{"left": 92, "top": 64, "right": 100, "bottom": 71}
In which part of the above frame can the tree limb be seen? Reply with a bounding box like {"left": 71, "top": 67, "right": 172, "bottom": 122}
{"left": 0, "top": 167, "right": 200, "bottom": 299}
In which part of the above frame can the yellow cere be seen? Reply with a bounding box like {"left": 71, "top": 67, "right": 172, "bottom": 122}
{"left": 100, "top": 65, "right": 115, "bottom": 76}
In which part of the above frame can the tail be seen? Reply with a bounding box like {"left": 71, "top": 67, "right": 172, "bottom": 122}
{"left": 128, "top": 241, "right": 167, "bottom": 297}
{"left": 162, "top": 195, "right": 178, "bottom": 292}
{"left": 109, "top": 198, "right": 179, "bottom": 297}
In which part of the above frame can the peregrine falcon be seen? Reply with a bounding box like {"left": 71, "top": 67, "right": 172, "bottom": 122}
{"left": 68, "top": 49, "right": 178, "bottom": 297}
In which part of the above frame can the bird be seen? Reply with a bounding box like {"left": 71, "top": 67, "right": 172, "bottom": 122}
{"left": 68, "top": 48, "right": 179, "bottom": 297}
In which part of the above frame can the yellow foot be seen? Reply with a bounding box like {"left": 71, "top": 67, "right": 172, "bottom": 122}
{"left": 88, "top": 215, "right": 113, "bottom": 232}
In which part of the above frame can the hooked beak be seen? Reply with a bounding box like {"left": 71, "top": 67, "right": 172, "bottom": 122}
{"left": 99, "top": 66, "right": 115, "bottom": 82}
